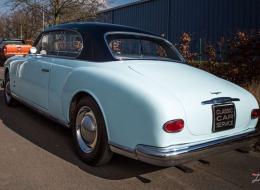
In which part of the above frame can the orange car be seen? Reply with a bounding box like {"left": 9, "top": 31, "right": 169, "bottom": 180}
{"left": 0, "top": 39, "right": 31, "bottom": 60}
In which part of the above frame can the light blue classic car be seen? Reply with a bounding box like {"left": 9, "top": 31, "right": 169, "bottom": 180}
{"left": 3, "top": 23, "right": 260, "bottom": 166}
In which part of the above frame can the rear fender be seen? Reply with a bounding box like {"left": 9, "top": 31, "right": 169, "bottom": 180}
{"left": 61, "top": 67, "right": 188, "bottom": 149}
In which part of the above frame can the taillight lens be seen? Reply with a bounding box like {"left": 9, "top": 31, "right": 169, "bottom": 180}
{"left": 3, "top": 47, "right": 7, "bottom": 53}
{"left": 251, "top": 109, "right": 260, "bottom": 119}
{"left": 163, "top": 119, "right": 184, "bottom": 133}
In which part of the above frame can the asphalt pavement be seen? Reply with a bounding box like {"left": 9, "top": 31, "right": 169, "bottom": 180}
{"left": 0, "top": 66, "right": 260, "bottom": 190}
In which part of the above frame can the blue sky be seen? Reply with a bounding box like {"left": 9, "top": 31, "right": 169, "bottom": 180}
{"left": 0, "top": 0, "right": 138, "bottom": 13}
{"left": 108, "top": 0, "right": 137, "bottom": 8}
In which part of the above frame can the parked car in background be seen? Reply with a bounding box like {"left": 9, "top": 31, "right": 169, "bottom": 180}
{"left": 0, "top": 39, "right": 31, "bottom": 61}
{"left": 2, "top": 23, "right": 260, "bottom": 166}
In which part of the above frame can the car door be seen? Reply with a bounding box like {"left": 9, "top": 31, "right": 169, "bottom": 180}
{"left": 16, "top": 55, "right": 51, "bottom": 110}
{"left": 16, "top": 31, "right": 62, "bottom": 110}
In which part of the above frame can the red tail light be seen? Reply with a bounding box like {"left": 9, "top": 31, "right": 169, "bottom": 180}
{"left": 251, "top": 109, "right": 260, "bottom": 119}
{"left": 163, "top": 119, "right": 184, "bottom": 133}
{"left": 3, "top": 47, "right": 7, "bottom": 53}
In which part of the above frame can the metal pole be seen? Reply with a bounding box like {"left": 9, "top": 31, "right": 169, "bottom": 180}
{"left": 42, "top": 1, "right": 45, "bottom": 30}
{"left": 21, "top": 24, "right": 23, "bottom": 39}
{"left": 20, "top": 17, "right": 23, "bottom": 39}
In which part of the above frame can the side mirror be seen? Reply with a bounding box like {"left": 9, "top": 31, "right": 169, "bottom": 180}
{"left": 30, "top": 47, "right": 37, "bottom": 54}
{"left": 40, "top": 50, "right": 47, "bottom": 55}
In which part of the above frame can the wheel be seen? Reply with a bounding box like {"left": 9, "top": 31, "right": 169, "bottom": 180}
{"left": 4, "top": 72, "right": 16, "bottom": 106}
{"left": 72, "top": 96, "right": 113, "bottom": 166}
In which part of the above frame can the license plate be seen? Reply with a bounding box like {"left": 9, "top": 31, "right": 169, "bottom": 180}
{"left": 212, "top": 104, "right": 236, "bottom": 132}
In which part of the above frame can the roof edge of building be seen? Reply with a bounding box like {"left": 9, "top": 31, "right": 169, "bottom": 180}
{"left": 98, "top": 0, "right": 153, "bottom": 14}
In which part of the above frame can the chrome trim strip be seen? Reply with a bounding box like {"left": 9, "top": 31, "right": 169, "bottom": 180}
{"left": 104, "top": 31, "right": 185, "bottom": 62}
{"left": 201, "top": 97, "right": 240, "bottom": 105}
{"left": 12, "top": 93, "right": 70, "bottom": 128}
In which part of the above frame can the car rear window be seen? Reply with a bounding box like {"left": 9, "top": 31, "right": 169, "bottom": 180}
{"left": 106, "top": 33, "right": 183, "bottom": 62}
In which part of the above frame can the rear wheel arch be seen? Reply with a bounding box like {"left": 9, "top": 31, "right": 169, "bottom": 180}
{"left": 69, "top": 91, "right": 112, "bottom": 165}
{"left": 68, "top": 91, "right": 109, "bottom": 135}
{"left": 69, "top": 91, "right": 91, "bottom": 127}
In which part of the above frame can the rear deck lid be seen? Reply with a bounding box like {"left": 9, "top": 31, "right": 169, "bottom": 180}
{"left": 129, "top": 61, "right": 252, "bottom": 136}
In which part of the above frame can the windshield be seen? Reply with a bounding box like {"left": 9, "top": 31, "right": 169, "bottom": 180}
{"left": 3, "top": 40, "right": 24, "bottom": 45}
{"left": 106, "top": 33, "right": 184, "bottom": 62}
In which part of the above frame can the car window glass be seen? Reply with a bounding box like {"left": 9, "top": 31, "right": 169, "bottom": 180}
{"left": 36, "top": 31, "right": 82, "bottom": 58}
{"left": 107, "top": 33, "right": 182, "bottom": 62}
{"left": 36, "top": 31, "right": 63, "bottom": 56}
{"left": 141, "top": 40, "right": 168, "bottom": 58}
{"left": 110, "top": 39, "right": 141, "bottom": 57}
{"left": 57, "top": 31, "right": 83, "bottom": 57}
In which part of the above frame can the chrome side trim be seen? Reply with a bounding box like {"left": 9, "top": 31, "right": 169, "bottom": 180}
{"left": 201, "top": 97, "right": 240, "bottom": 105}
{"left": 12, "top": 93, "right": 70, "bottom": 128}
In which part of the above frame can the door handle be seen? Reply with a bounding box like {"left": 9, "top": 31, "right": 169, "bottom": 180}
{"left": 41, "top": 68, "right": 49, "bottom": 72}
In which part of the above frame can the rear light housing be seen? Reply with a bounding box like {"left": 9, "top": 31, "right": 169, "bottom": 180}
{"left": 251, "top": 109, "right": 260, "bottom": 119}
{"left": 163, "top": 119, "right": 184, "bottom": 133}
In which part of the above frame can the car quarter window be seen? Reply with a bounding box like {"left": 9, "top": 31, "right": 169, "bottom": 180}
{"left": 36, "top": 30, "right": 83, "bottom": 58}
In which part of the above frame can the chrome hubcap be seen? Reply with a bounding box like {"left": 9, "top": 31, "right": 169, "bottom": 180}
{"left": 76, "top": 106, "right": 98, "bottom": 153}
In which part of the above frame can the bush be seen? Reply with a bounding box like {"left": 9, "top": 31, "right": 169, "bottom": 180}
{"left": 177, "top": 31, "right": 260, "bottom": 86}
{"left": 176, "top": 31, "right": 260, "bottom": 102}
{"left": 177, "top": 33, "right": 197, "bottom": 62}
{"left": 205, "top": 44, "right": 216, "bottom": 63}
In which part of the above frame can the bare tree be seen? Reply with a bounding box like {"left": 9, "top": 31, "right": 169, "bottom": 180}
{"left": 0, "top": 6, "right": 43, "bottom": 40}
{"left": 1, "top": 0, "right": 108, "bottom": 41}
{"left": 10, "top": 0, "right": 107, "bottom": 25}
{"left": 0, "top": 15, "right": 11, "bottom": 38}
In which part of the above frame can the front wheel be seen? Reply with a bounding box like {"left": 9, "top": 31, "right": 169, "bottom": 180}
{"left": 4, "top": 72, "right": 16, "bottom": 106}
{"left": 72, "top": 96, "right": 113, "bottom": 166}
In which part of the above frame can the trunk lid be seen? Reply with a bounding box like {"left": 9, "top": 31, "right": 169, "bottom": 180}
{"left": 129, "top": 61, "right": 252, "bottom": 136}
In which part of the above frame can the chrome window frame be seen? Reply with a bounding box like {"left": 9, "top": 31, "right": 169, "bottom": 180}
{"left": 104, "top": 31, "right": 185, "bottom": 62}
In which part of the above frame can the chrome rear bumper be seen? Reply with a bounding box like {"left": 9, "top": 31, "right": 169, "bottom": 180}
{"left": 110, "top": 130, "right": 260, "bottom": 167}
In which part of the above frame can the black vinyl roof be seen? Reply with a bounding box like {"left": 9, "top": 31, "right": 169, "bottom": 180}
{"left": 45, "top": 22, "right": 156, "bottom": 36}
{"left": 37, "top": 22, "right": 161, "bottom": 62}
